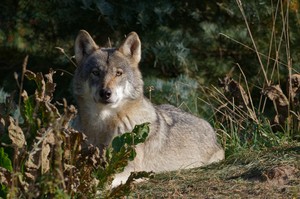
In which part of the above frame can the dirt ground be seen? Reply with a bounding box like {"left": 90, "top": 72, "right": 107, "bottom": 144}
{"left": 130, "top": 144, "right": 300, "bottom": 198}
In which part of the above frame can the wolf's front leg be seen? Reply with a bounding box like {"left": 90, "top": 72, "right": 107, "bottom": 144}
{"left": 111, "top": 169, "right": 147, "bottom": 188}
{"left": 111, "top": 172, "right": 131, "bottom": 188}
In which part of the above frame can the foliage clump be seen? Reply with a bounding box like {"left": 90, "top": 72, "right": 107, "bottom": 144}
{"left": 0, "top": 69, "right": 150, "bottom": 198}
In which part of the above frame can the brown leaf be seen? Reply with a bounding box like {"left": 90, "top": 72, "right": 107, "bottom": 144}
{"left": 24, "top": 143, "right": 42, "bottom": 181}
{"left": 44, "top": 102, "right": 60, "bottom": 118}
{"left": 24, "top": 129, "right": 56, "bottom": 181}
{"left": 21, "top": 90, "right": 29, "bottom": 101}
{"left": 35, "top": 72, "right": 46, "bottom": 101}
{"left": 24, "top": 70, "right": 36, "bottom": 80}
{"left": 24, "top": 171, "right": 35, "bottom": 181}
{"left": 0, "top": 117, "right": 5, "bottom": 135}
{"left": 41, "top": 144, "right": 51, "bottom": 174}
{"left": 44, "top": 69, "right": 56, "bottom": 101}
{"left": 263, "top": 85, "right": 289, "bottom": 130}
{"left": 263, "top": 85, "right": 289, "bottom": 107}
{"left": 0, "top": 167, "right": 11, "bottom": 187}
{"left": 62, "top": 99, "right": 77, "bottom": 128}
{"left": 219, "top": 76, "right": 250, "bottom": 110}
{"left": 8, "top": 116, "right": 26, "bottom": 148}
{"left": 26, "top": 152, "right": 40, "bottom": 170}
{"left": 41, "top": 130, "right": 55, "bottom": 173}
{"left": 288, "top": 74, "right": 300, "bottom": 104}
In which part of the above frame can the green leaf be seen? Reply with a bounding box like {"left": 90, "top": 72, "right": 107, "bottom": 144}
{"left": 0, "top": 147, "right": 12, "bottom": 172}
{"left": 128, "top": 150, "right": 136, "bottom": 161}
{"left": 111, "top": 123, "right": 150, "bottom": 153}
{"left": 96, "top": 123, "right": 150, "bottom": 191}
{"left": 131, "top": 122, "right": 150, "bottom": 144}
{"left": 111, "top": 136, "right": 123, "bottom": 153}
{"left": 0, "top": 184, "right": 8, "bottom": 199}
{"left": 23, "top": 96, "right": 35, "bottom": 124}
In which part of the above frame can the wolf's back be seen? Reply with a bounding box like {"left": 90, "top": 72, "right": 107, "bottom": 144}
{"left": 136, "top": 104, "right": 224, "bottom": 172}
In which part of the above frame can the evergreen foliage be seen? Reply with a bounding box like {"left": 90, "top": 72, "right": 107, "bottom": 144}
{"left": 1, "top": 1, "right": 299, "bottom": 85}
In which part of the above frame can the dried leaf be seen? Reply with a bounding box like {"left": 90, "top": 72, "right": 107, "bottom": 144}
{"left": 26, "top": 152, "right": 40, "bottom": 170}
{"left": 24, "top": 144, "right": 41, "bottom": 182}
{"left": 41, "top": 131, "right": 55, "bottom": 173}
{"left": 263, "top": 85, "right": 289, "bottom": 130}
{"left": 8, "top": 116, "right": 26, "bottom": 148}
{"left": 288, "top": 74, "right": 300, "bottom": 104}
{"left": 44, "top": 69, "right": 56, "bottom": 101}
{"left": 0, "top": 167, "right": 11, "bottom": 187}
{"left": 44, "top": 129, "right": 56, "bottom": 146}
{"left": 35, "top": 72, "right": 46, "bottom": 101}
{"left": 219, "top": 76, "right": 250, "bottom": 110}
{"left": 0, "top": 117, "right": 5, "bottom": 135}
{"left": 24, "top": 70, "right": 36, "bottom": 80}
{"left": 264, "top": 85, "right": 289, "bottom": 107}
{"left": 62, "top": 99, "right": 77, "bottom": 128}
{"left": 44, "top": 102, "right": 60, "bottom": 118}
{"left": 64, "top": 164, "right": 76, "bottom": 171}
{"left": 41, "top": 144, "right": 51, "bottom": 174}
{"left": 87, "top": 145, "right": 101, "bottom": 168}
{"left": 21, "top": 90, "right": 29, "bottom": 101}
{"left": 24, "top": 171, "right": 35, "bottom": 181}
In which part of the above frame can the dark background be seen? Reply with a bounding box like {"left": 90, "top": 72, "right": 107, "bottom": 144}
{"left": 1, "top": 0, "right": 299, "bottom": 116}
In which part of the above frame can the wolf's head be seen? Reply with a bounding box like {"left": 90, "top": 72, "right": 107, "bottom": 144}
{"left": 73, "top": 30, "right": 144, "bottom": 109}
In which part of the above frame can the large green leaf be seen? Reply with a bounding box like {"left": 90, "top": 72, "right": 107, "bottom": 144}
{"left": 111, "top": 123, "right": 150, "bottom": 152}
{"left": 0, "top": 147, "right": 12, "bottom": 172}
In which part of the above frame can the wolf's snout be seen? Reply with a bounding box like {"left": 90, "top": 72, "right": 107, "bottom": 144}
{"left": 100, "top": 88, "right": 112, "bottom": 101}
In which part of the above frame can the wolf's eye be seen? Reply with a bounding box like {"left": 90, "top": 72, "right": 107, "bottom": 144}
{"left": 116, "top": 69, "right": 123, "bottom": 77}
{"left": 91, "top": 69, "right": 100, "bottom": 76}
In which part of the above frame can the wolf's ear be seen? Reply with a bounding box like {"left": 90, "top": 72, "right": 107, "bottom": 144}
{"left": 119, "top": 32, "right": 141, "bottom": 65}
{"left": 75, "top": 30, "right": 98, "bottom": 65}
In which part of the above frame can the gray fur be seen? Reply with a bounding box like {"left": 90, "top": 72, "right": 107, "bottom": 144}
{"left": 73, "top": 30, "right": 224, "bottom": 187}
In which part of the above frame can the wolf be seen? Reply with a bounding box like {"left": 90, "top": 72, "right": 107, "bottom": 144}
{"left": 73, "top": 30, "right": 224, "bottom": 187}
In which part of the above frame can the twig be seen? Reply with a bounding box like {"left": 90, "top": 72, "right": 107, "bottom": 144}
{"left": 55, "top": 69, "right": 74, "bottom": 77}
{"left": 219, "top": 33, "right": 299, "bottom": 74}
{"left": 108, "top": 37, "right": 112, "bottom": 48}
{"left": 18, "top": 55, "right": 28, "bottom": 110}
{"left": 55, "top": 47, "right": 77, "bottom": 68}
{"left": 284, "top": 0, "right": 292, "bottom": 135}
{"left": 235, "top": 63, "right": 258, "bottom": 122}
{"left": 235, "top": 0, "right": 269, "bottom": 85}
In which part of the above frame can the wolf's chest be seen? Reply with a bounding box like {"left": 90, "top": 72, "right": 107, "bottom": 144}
{"left": 82, "top": 111, "right": 135, "bottom": 146}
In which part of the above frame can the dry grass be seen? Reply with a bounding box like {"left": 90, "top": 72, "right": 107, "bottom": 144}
{"left": 130, "top": 143, "right": 300, "bottom": 198}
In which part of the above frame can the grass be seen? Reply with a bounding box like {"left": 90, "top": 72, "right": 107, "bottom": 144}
{"left": 130, "top": 142, "right": 300, "bottom": 198}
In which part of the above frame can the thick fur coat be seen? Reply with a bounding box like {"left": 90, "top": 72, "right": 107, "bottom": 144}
{"left": 73, "top": 30, "right": 224, "bottom": 186}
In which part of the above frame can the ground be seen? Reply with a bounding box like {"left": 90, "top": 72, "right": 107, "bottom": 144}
{"left": 130, "top": 143, "right": 300, "bottom": 198}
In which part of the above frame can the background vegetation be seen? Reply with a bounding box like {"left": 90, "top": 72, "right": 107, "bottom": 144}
{"left": 0, "top": 0, "right": 299, "bottom": 198}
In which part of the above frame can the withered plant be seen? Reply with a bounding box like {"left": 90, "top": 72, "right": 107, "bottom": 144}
{"left": 0, "top": 62, "right": 150, "bottom": 198}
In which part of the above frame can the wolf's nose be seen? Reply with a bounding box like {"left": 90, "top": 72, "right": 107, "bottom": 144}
{"left": 100, "top": 88, "right": 112, "bottom": 100}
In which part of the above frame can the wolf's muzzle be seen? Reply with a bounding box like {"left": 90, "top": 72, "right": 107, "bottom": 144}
{"left": 99, "top": 88, "right": 112, "bottom": 102}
